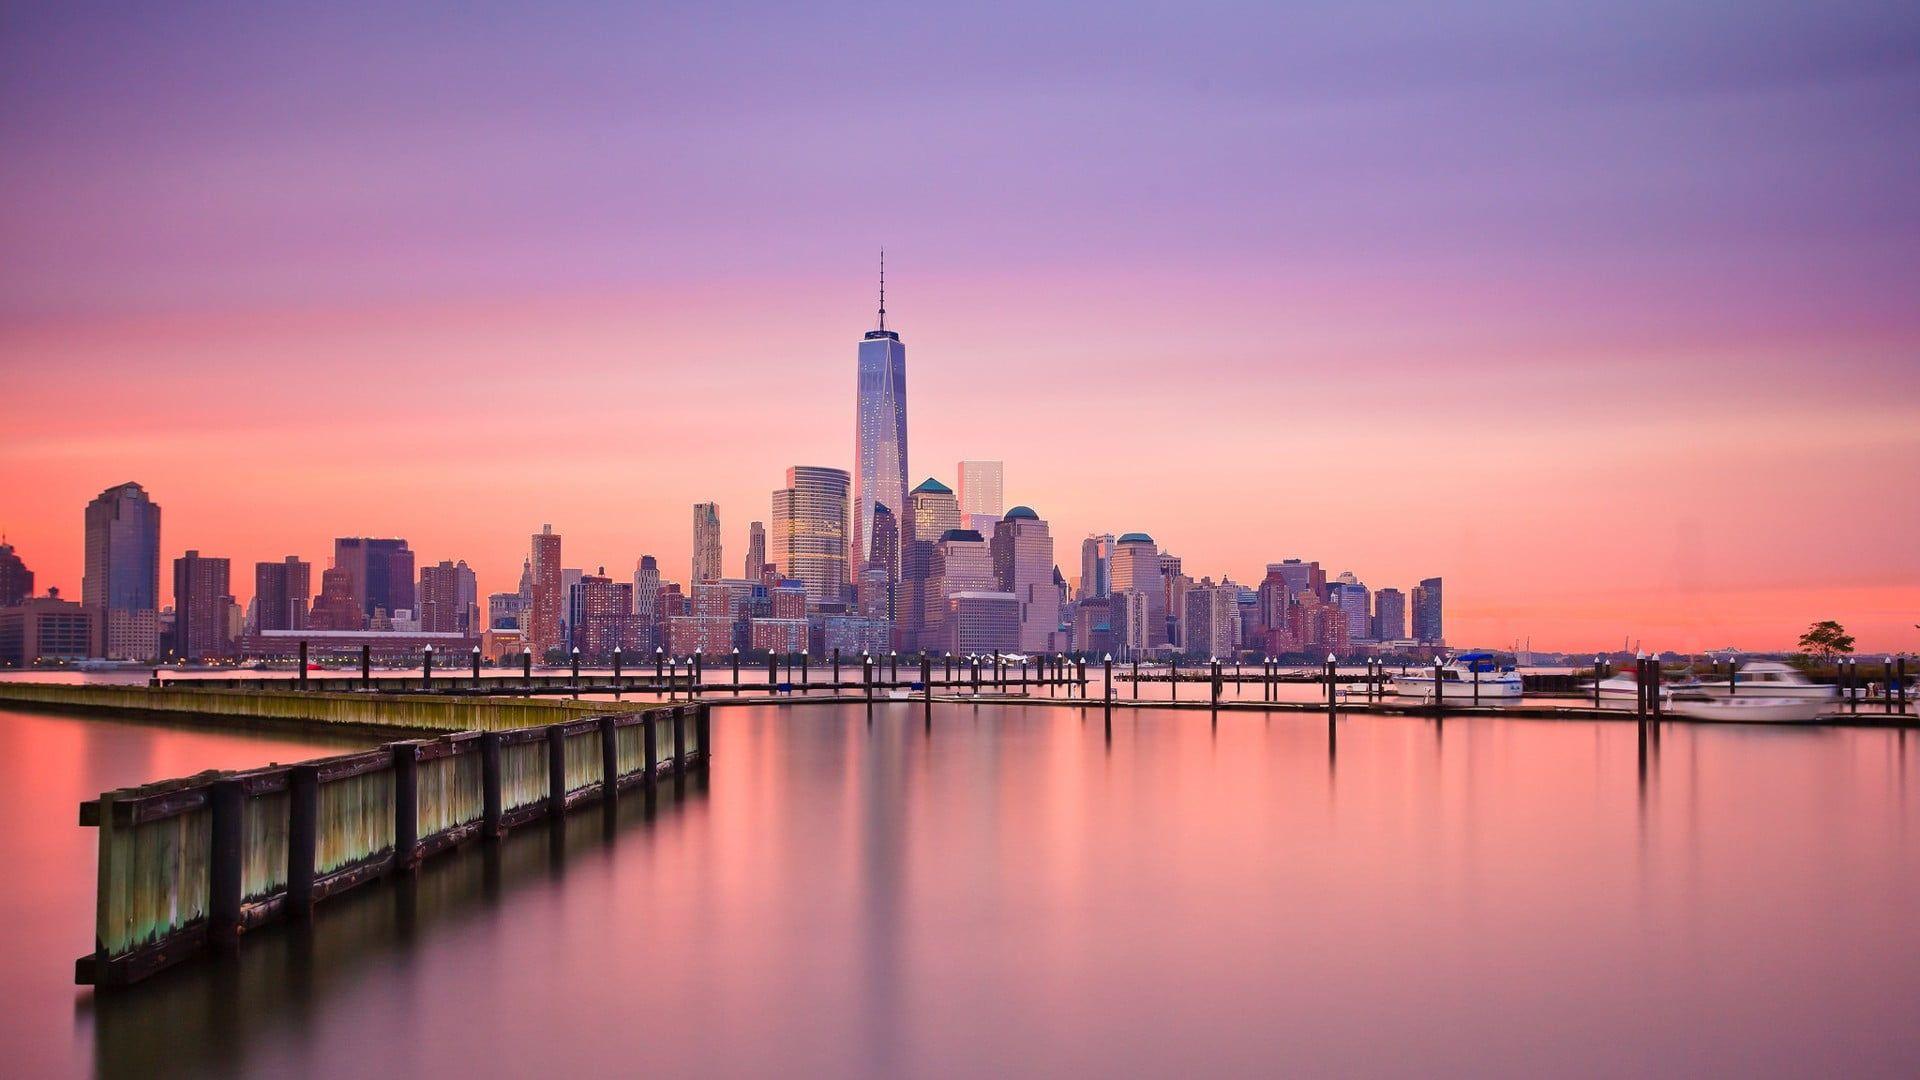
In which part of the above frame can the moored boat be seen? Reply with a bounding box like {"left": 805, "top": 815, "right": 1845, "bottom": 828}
{"left": 1690, "top": 661, "right": 1836, "bottom": 701}
{"left": 1667, "top": 695, "right": 1827, "bottom": 723}
{"left": 1391, "top": 653, "right": 1522, "bottom": 702}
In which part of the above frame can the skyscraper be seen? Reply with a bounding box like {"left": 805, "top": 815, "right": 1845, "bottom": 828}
{"left": 692, "top": 502, "right": 723, "bottom": 584}
{"left": 172, "top": 550, "right": 234, "bottom": 661}
{"left": 253, "top": 556, "right": 311, "bottom": 632}
{"left": 0, "top": 540, "right": 33, "bottom": 608}
{"left": 418, "top": 559, "right": 476, "bottom": 633}
{"left": 853, "top": 252, "right": 908, "bottom": 582}
{"left": 632, "top": 555, "right": 661, "bottom": 650}
{"left": 990, "top": 506, "right": 1058, "bottom": 652}
{"left": 308, "top": 566, "right": 362, "bottom": 630}
{"left": 957, "top": 460, "right": 1004, "bottom": 533}
{"left": 1329, "top": 571, "right": 1372, "bottom": 643}
{"left": 528, "top": 525, "right": 563, "bottom": 657}
{"left": 83, "top": 481, "right": 161, "bottom": 660}
{"left": 772, "top": 466, "right": 850, "bottom": 606}
{"left": 1077, "top": 534, "right": 1112, "bottom": 601}
{"left": 898, "top": 478, "right": 962, "bottom": 650}
{"left": 332, "top": 537, "right": 414, "bottom": 623}
{"left": 744, "top": 520, "right": 766, "bottom": 581}
{"left": 1411, "top": 577, "right": 1444, "bottom": 645}
{"left": 1109, "top": 532, "right": 1166, "bottom": 650}
{"left": 1373, "top": 588, "right": 1407, "bottom": 642}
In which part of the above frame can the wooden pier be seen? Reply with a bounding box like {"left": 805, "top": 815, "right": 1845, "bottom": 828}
{"left": 75, "top": 702, "right": 708, "bottom": 988}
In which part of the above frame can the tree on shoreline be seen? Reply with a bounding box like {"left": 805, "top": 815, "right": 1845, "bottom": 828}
{"left": 1797, "top": 620, "right": 1855, "bottom": 661}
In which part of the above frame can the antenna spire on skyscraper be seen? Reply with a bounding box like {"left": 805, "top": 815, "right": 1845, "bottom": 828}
{"left": 878, "top": 247, "right": 886, "bottom": 331}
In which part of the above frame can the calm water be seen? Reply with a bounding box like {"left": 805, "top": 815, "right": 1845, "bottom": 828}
{"left": 4, "top": 702, "right": 1920, "bottom": 1077}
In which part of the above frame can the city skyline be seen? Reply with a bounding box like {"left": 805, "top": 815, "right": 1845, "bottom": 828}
{"left": 2, "top": 4, "right": 1917, "bottom": 653}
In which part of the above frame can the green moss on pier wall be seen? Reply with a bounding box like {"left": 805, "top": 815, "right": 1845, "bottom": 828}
{"left": 0, "top": 682, "right": 642, "bottom": 732}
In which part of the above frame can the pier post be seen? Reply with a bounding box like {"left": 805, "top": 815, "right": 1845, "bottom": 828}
{"left": 673, "top": 705, "right": 687, "bottom": 768}
{"left": 767, "top": 649, "right": 777, "bottom": 692}
{"left": 833, "top": 648, "right": 841, "bottom": 689}
{"left": 1634, "top": 654, "right": 1647, "bottom": 721}
{"left": 1134, "top": 657, "right": 1141, "bottom": 700}
{"left": 1886, "top": 657, "right": 1896, "bottom": 716}
{"left": 644, "top": 712, "right": 658, "bottom": 785}
{"left": 522, "top": 648, "right": 532, "bottom": 688}
{"left": 209, "top": 778, "right": 244, "bottom": 941}
{"left": 361, "top": 643, "right": 371, "bottom": 689}
{"left": 656, "top": 647, "right": 665, "bottom": 690}
{"left": 1170, "top": 659, "right": 1178, "bottom": 702}
{"left": 424, "top": 645, "right": 435, "bottom": 690}
{"left": 288, "top": 764, "right": 319, "bottom": 917}
{"left": 1727, "top": 657, "right": 1737, "bottom": 697}
{"left": 1433, "top": 655, "right": 1445, "bottom": 715}
{"left": 922, "top": 653, "right": 933, "bottom": 718}
{"left": 865, "top": 654, "right": 875, "bottom": 704}
{"left": 800, "top": 650, "right": 809, "bottom": 689}
{"left": 1594, "top": 656, "right": 1603, "bottom": 708}
{"left": 1212, "top": 659, "right": 1222, "bottom": 707}
{"left": 481, "top": 732, "right": 503, "bottom": 838}
{"left": 693, "top": 654, "right": 703, "bottom": 696}
{"left": 546, "top": 725, "right": 566, "bottom": 818}
{"left": 570, "top": 647, "right": 580, "bottom": 688}
{"left": 730, "top": 647, "right": 738, "bottom": 690}
{"left": 1472, "top": 659, "right": 1480, "bottom": 706}
{"left": 1899, "top": 658, "right": 1908, "bottom": 715}
{"left": 599, "top": 715, "right": 619, "bottom": 800}
{"left": 614, "top": 646, "right": 623, "bottom": 686}
{"left": 1105, "top": 654, "right": 1113, "bottom": 706}
{"left": 1650, "top": 657, "right": 1662, "bottom": 717}
{"left": 891, "top": 650, "right": 899, "bottom": 684}
{"left": 392, "top": 742, "right": 420, "bottom": 869}
{"left": 298, "top": 640, "right": 309, "bottom": 689}
{"left": 1325, "top": 654, "right": 1337, "bottom": 726}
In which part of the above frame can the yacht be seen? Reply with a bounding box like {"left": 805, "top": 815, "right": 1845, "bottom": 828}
{"left": 1586, "top": 659, "right": 1670, "bottom": 705}
{"left": 1689, "top": 661, "right": 1836, "bottom": 700}
{"left": 1391, "top": 653, "right": 1523, "bottom": 702}
{"left": 1667, "top": 694, "right": 1827, "bottom": 724}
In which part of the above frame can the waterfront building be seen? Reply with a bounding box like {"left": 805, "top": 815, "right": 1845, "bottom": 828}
{"left": 1182, "top": 578, "right": 1243, "bottom": 660}
{"left": 332, "top": 537, "right": 414, "bottom": 625}
{"left": 1412, "top": 577, "right": 1444, "bottom": 645}
{"left": 945, "top": 592, "right": 1020, "bottom": 655}
{"left": 172, "top": 550, "right": 235, "bottom": 661}
{"left": 668, "top": 582, "right": 735, "bottom": 657}
{"left": 957, "top": 460, "right": 1004, "bottom": 533}
{"left": 1109, "top": 533, "right": 1166, "bottom": 650}
{"left": 990, "top": 506, "right": 1058, "bottom": 652}
{"left": 0, "top": 541, "right": 32, "bottom": 608}
{"left": 772, "top": 466, "right": 851, "bottom": 607}
{"left": 1373, "top": 588, "right": 1407, "bottom": 643}
{"left": 821, "top": 614, "right": 891, "bottom": 656}
{"left": 1071, "top": 597, "right": 1112, "bottom": 656}
{"left": 528, "top": 525, "right": 563, "bottom": 657}
{"left": 83, "top": 481, "right": 161, "bottom": 660}
{"left": 573, "top": 571, "right": 641, "bottom": 660}
{"left": 1077, "top": 534, "right": 1113, "bottom": 601}
{"left": 253, "top": 556, "right": 311, "bottom": 633}
{"left": 744, "top": 521, "right": 766, "bottom": 581}
{"left": 692, "top": 502, "right": 723, "bottom": 584}
{"left": 749, "top": 616, "right": 808, "bottom": 654}
{"left": 0, "top": 591, "right": 100, "bottom": 667}
{"left": 853, "top": 257, "right": 909, "bottom": 581}
{"left": 239, "top": 627, "right": 479, "bottom": 662}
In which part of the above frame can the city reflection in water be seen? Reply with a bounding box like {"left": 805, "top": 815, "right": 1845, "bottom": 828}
{"left": 2, "top": 703, "right": 1918, "bottom": 1077}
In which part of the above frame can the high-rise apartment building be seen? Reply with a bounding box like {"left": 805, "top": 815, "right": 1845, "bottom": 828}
{"left": 923, "top": 529, "right": 999, "bottom": 653}
{"left": 253, "top": 556, "right": 311, "bottom": 632}
{"left": 772, "top": 466, "right": 850, "bottom": 607}
{"left": 172, "top": 550, "right": 234, "bottom": 661}
{"left": 692, "top": 502, "right": 723, "bottom": 584}
{"left": 957, "top": 460, "right": 1004, "bottom": 533}
{"left": 744, "top": 521, "right": 766, "bottom": 581}
{"left": 528, "top": 525, "right": 563, "bottom": 657}
{"left": 1411, "top": 577, "right": 1444, "bottom": 644}
{"left": 853, "top": 256, "right": 908, "bottom": 581}
{"left": 83, "top": 481, "right": 161, "bottom": 660}
{"left": 1373, "top": 588, "right": 1407, "bottom": 642}
{"left": 1182, "top": 578, "right": 1242, "bottom": 660}
{"left": 990, "top": 506, "right": 1058, "bottom": 653}
{"left": 632, "top": 555, "right": 661, "bottom": 650}
{"left": 332, "top": 537, "right": 414, "bottom": 624}
{"left": 571, "top": 571, "right": 641, "bottom": 660}
{"left": 0, "top": 541, "right": 34, "bottom": 608}
{"left": 418, "top": 559, "right": 477, "bottom": 634}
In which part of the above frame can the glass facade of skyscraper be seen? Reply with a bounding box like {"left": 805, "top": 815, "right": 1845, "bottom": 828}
{"left": 773, "top": 465, "right": 850, "bottom": 606}
{"left": 853, "top": 327, "right": 907, "bottom": 582}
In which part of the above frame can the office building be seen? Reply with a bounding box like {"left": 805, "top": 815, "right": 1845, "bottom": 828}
{"left": 957, "top": 460, "right": 1004, "bottom": 533}
{"left": 83, "top": 481, "right": 161, "bottom": 660}
{"left": 332, "top": 537, "right": 414, "bottom": 624}
{"left": 744, "top": 521, "right": 766, "bottom": 581}
{"left": 0, "top": 541, "right": 32, "bottom": 608}
{"left": 1329, "top": 571, "right": 1372, "bottom": 643}
{"left": 990, "top": 506, "right": 1058, "bottom": 652}
{"left": 0, "top": 591, "right": 100, "bottom": 667}
{"left": 1078, "top": 534, "right": 1112, "bottom": 601}
{"left": 772, "top": 466, "right": 850, "bottom": 607}
{"left": 1109, "top": 533, "right": 1166, "bottom": 650}
{"left": 572, "top": 571, "right": 641, "bottom": 660}
{"left": 1373, "top": 588, "right": 1407, "bottom": 643}
{"left": 853, "top": 255, "right": 909, "bottom": 581}
{"left": 419, "top": 559, "right": 477, "bottom": 634}
{"left": 1412, "top": 577, "right": 1444, "bottom": 644}
{"left": 1182, "top": 578, "right": 1242, "bottom": 660}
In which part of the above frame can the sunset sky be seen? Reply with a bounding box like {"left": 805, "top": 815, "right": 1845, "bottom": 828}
{"left": 2, "top": 2, "right": 1916, "bottom": 653}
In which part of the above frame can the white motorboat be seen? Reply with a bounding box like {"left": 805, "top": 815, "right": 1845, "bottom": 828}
{"left": 1691, "top": 661, "right": 1836, "bottom": 701}
{"left": 1586, "top": 659, "right": 1671, "bottom": 705}
{"left": 1667, "top": 695, "right": 1827, "bottom": 724}
{"left": 1391, "top": 653, "right": 1523, "bottom": 702}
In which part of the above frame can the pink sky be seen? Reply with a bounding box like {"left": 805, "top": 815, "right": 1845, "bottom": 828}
{"left": 1, "top": 4, "right": 1916, "bottom": 652}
